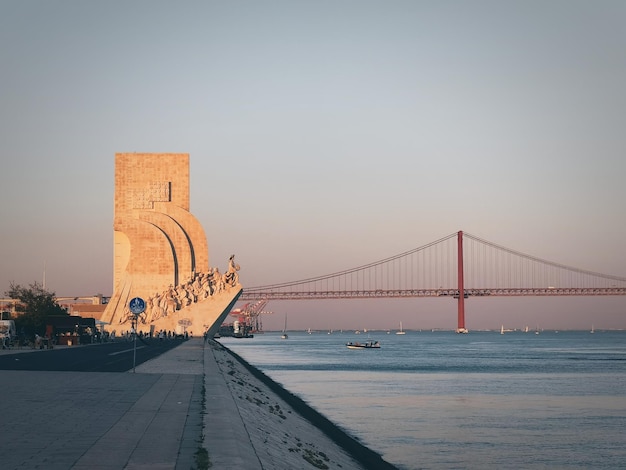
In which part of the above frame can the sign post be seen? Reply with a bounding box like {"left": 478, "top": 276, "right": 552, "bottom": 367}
{"left": 129, "top": 297, "right": 146, "bottom": 373}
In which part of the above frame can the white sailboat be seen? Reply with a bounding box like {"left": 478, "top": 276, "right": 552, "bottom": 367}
{"left": 590, "top": 324, "right": 595, "bottom": 334}
{"left": 281, "top": 313, "right": 288, "bottom": 339}
{"left": 500, "top": 325, "right": 505, "bottom": 335}
{"left": 396, "top": 321, "right": 406, "bottom": 335}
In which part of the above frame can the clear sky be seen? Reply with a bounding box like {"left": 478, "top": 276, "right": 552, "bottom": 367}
{"left": 1, "top": 1, "right": 625, "bottom": 331}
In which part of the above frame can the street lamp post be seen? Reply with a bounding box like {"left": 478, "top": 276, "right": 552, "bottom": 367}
{"left": 132, "top": 315, "right": 137, "bottom": 373}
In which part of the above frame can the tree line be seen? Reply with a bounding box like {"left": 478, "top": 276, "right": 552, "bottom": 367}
{"left": 3, "top": 282, "right": 69, "bottom": 335}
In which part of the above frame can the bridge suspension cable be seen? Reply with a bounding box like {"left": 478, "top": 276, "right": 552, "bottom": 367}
{"left": 463, "top": 232, "right": 626, "bottom": 291}
{"left": 240, "top": 231, "right": 626, "bottom": 301}
{"left": 242, "top": 232, "right": 459, "bottom": 300}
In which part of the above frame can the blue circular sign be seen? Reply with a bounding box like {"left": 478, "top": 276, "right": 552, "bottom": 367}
{"left": 129, "top": 297, "right": 146, "bottom": 315}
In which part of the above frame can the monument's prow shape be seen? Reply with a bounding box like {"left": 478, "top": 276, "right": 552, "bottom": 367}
{"left": 101, "top": 153, "right": 241, "bottom": 336}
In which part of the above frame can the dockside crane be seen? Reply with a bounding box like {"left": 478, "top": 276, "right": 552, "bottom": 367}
{"left": 230, "top": 300, "right": 273, "bottom": 332}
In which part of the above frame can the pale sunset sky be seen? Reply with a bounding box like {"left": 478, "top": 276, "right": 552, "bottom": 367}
{"left": 1, "top": 1, "right": 625, "bottom": 330}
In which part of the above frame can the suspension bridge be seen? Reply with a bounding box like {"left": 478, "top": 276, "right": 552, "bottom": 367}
{"left": 239, "top": 231, "right": 626, "bottom": 332}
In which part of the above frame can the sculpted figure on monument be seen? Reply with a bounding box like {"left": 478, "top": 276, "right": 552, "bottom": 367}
{"left": 153, "top": 293, "right": 164, "bottom": 320}
{"left": 192, "top": 275, "right": 203, "bottom": 301}
{"left": 225, "top": 254, "right": 240, "bottom": 286}
{"left": 199, "top": 273, "right": 212, "bottom": 299}
{"left": 148, "top": 293, "right": 162, "bottom": 322}
{"left": 162, "top": 287, "right": 179, "bottom": 316}
{"left": 121, "top": 306, "right": 137, "bottom": 325}
{"left": 213, "top": 267, "right": 225, "bottom": 293}
{"left": 145, "top": 297, "right": 153, "bottom": 320}
{"left": 207, "top": 268, "right": 219, "bottom": 295}
{"left": 185, "top": 283, "right": 196, "bottom": 303}
{"left": 176, "top": 284, "right": 190, "bottom": 307}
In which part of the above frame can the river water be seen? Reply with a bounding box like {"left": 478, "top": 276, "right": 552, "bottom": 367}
{"left": 218, "top": 330, "right": 626, "bottom": 469}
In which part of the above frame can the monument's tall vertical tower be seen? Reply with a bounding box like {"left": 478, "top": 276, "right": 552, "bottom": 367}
{"left": 101, "top": 153, "right": 241, "bottom": 335}
{"left": 112, "top": 153, "right": 208, "bottom": 292}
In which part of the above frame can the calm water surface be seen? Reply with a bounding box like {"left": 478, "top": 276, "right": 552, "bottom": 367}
{"left": 218, "top": 330, "right": 626, "bottom": 469}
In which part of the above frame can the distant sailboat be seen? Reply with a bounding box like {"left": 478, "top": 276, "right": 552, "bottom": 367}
{"left": 396, "top": 321, "right": 406, "bottom": 335}
{"left": 500, "top": 325, "right": 505, "bottom": 335}
{"left": 590, "top": 324, "right": 595, "bottom": 334}
{"left": 281, "top": 313, "right": 288, "bottom": 339}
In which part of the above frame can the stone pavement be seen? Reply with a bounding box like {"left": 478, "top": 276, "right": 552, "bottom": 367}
{"left": 0, "top": 338, "right": 386, "bottom": 470}
{"left": 0, "top": 340, "right": 204, "bottom": 470}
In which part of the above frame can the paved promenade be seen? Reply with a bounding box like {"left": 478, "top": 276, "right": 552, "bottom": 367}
{"left": 0, "top": 339, "right": 392, "bottom": 469}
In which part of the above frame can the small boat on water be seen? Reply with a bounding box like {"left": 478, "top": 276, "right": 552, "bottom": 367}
{"left": 281, "top": 313, "right": 288, "bottom": 339}
{"left": 346, "top": 340, "right": 381, "bottom": 349}
{"left": 396, "top": 321, "right": 406, "bottom": 335}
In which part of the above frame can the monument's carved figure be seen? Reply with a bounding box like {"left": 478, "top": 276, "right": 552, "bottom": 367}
{"left": 100, "top": 153, "right": 242, "bottom": 335}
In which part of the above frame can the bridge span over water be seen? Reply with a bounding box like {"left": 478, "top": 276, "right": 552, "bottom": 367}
{"left": 240, "top": 231, "right": 626, "bottom": 332}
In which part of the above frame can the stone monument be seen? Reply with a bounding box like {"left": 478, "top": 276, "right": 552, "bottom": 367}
{"left": 100, "top": 153, "right": 242, "bottom": 336}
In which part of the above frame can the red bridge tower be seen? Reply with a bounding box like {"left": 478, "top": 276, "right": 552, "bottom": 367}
{"left": 456, "top": 231, "right": 468, "bottom": 333}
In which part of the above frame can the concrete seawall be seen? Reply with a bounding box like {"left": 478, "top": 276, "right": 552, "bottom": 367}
{"left": 206, "top": 340, "right": 399, "bottom": 470}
